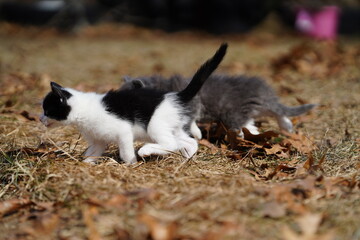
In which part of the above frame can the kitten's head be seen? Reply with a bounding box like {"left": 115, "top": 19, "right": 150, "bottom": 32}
{"left": 41, "top": 82, "right": 72, "bottom": 127}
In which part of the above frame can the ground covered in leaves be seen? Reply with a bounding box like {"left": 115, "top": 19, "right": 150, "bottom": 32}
{"left": 0, "top": 22, "right": 359, "bottom": 240}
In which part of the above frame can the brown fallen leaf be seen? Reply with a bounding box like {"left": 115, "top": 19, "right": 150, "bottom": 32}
{"left": 226, "top": 130, "right": 240, "bottom": 150}
{"left": 200, "top": 221, "right": 243, "bottom": 240}
{"left": 283, "top": 132, "right": 316, "bottom": 154}
{"left": 87, "top": 188, "right": 158, "bottom": 210}
{"left": 139, "top": 213, "right": 177, "bottom": 240}
{"left": 243, "top": 128, "right": 279, "bottom": 143}
{"left": 199, "top": 139, "right": 220, "bottom": 154}
{"left": 296, "top": 153, "right": 325, "bottom": 177}
{"left": 1, "top": 72, "right": 55, "bottom": 94}
{"left": 303, "top": 154, "right": 314, "bottom": 171}
{"left": 198, "top": 122, "right": 223, "bottom": 141}
{"left": 168, "top": 193, "right": 205, "bottom": 208}
{"left": 266, "top": 179, "right": 313, "bottom": 215}
{"left": 23, "top": 212, "right": 60, "bottom": 239}
{"left": 271, "top": 41, "right": 348, "bottom": 79}
{"left": 83, "top": 205, "right": 101, "bottom": 240}
{"left": 1, "top": 109, "right": 38, "bottom": 122}
{"left": 322, "top": 176, "right": 360, "bottom": 198}
{"left": 198, "top": 118, "right": 318, "bottom": 160}
{"left": 264, "top": 143, "right": 289, "bottom": 158}
{"left": 279, "top": 85, "right": 295, "bottom": 95}
{"left": 112, "top": 227, "right": 131, "bottom": 240}
{"left": 5, "top": 143, "right": 60, "bottom": 159}
{"left": 87, "top": 194, "right": 129, "bottom": 210}
{"left": 282, "top": 226, "right": 334, "bottom": 240}
{"left": 282, "top": 213, "right": 334, "bottom": 240}
{"left": 20, "top": 110, "right": 37, "bottom": 121}
{"left": 297, "top": 213, "right": 323, "bottom": 237}
{"left": 261, "top": 201, "right": 287, "bottom": 218}
{"left": 226, "top": 130, "right": 264, "bottom": 151}
{"left": 296, "top": 97, "right": 310, "bottom": 105}
{"left": 39, "top": 73, "right": 53, "bottom": 90}
{"left": 106, "top": 194, "right": 129, "bottom": 206}
{"left": 124, "top": 188, "right": 159, "bottom": 200}
{"left": 267, "top": 164, "right": 298, "bottom": 180}
{"left": 33, "top": 201, "right": 55, "bottom": 211}
{"left": 0, "top": 198, "right": 32, "bottom": 217}
{"left": 295, "top": 154, "right": 314, "bottom": 177}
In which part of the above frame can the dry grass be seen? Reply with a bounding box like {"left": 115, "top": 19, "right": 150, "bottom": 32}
{"left": 0, "top": 22, "right": 359, "bottom": 240}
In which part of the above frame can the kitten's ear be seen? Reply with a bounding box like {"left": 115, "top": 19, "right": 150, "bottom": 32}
{"left": 123, "top": 76, "right": 144, "bottom": 89}
{"left": 132, "top": 79, "right": 145, "bottom": 89}
{"left": 123, "top": 76, "right": 132, "bottom": 83}
{"left": 50, "top": 82, "right": 67, "bottom": 102}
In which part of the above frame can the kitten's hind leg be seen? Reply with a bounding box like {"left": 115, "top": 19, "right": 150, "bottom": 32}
{"left": 225, "top": 116, "right": 258, "bottom": 138}
{"left": 140, "top": 113, "right": 184, "bottom": 157}
{"left": 276, "top": 115, "right": 293, "bottom": 133}
{"left": 138, "top": 135, "right": 179, "bottom": 157}
{"left": 141, "top": 109, "right": 198, "bottom": 158}
{"left": 138, "top": 134, "right": 198, "bottom": 159}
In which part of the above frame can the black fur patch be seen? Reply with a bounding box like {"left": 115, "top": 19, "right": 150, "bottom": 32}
{"left": 102, "top": 88, "right": 166, "bottom": 126}
{"left": 42, "top": 90, "right": 72, "bottom": 121}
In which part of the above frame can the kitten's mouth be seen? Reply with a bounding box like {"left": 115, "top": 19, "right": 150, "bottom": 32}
{"left": 45, "top": 122, "right": 54, "bottom": 127}
{"left": 40, "top": 114, "right": 54, "bottom": 127}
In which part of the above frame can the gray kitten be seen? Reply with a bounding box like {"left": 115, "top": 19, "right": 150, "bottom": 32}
{"left": 120, "top": 74, "right": 316, "bottom": 138}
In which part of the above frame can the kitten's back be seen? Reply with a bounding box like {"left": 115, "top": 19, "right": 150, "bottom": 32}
{"left": 200, "top": 75, "right": 316, "bottom": 118}
{"left": 102, "top": 88, "right": 167, "bottom": 126}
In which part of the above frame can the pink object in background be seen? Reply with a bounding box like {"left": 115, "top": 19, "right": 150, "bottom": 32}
{"left": 296, "top": 6, "right": 340, "bottom": 40}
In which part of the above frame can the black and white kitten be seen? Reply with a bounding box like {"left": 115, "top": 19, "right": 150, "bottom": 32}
{"left": 120, "top": 74, "right": 317, "bottom": 138}
{"left": 40, "top": 43, "right": 228, "bottom": 164}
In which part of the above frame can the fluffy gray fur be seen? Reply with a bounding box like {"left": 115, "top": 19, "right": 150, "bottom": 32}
{"left": 120, "top": 74, "right": 316, "bottom": 138}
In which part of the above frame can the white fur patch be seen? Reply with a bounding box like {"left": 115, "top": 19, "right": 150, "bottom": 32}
{"left": 243, "top": 119, "right": 259, "bottom": 135}
{"left": 190, "top": 121, "right": 202, "bottom": 140}
{"left": 239, "top": 119, "right": 259, "bottom": 138}
{"left": 276, "top": 116, "right": 293, "bottom": 132}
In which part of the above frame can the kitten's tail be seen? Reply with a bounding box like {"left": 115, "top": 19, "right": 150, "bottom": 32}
{"left": 277, "top": 103, "right": 317, "bottom": 116}
{"left": 177, "top": 43, "right": 227, "bottom": 102}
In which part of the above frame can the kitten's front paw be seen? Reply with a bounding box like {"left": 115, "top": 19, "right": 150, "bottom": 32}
{"left": 120, "top": 154, "right": 138, "bottom": 165}
{"left": 83, "top": 158, "right": 97, "bottom": 164}
{"left": 180, "top": 139, "right": 198, "bottom": 158}
{"left": 180, "top": 146, "right": 197, "bottom": 158}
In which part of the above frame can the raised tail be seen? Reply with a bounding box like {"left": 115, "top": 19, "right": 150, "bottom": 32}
{"left": 278, "top": 103, "right": 317, "bottom": 116}
{"left": 177, "top": 43, "right": 228, "bottom": 102}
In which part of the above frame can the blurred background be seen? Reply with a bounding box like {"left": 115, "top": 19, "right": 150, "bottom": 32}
{"left": 0, "top": 0, "right": 359, "bottom": 37}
